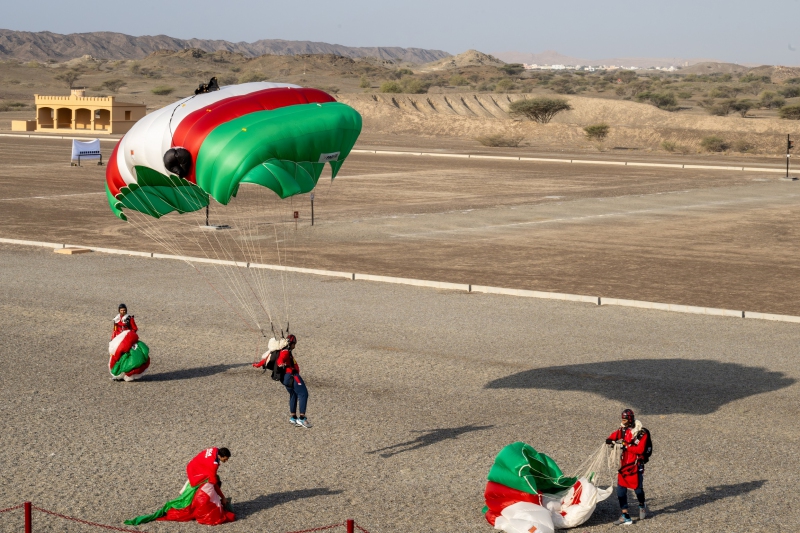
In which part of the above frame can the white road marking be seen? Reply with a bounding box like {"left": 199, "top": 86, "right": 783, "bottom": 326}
{"left": 0, "top": 192, "right": 105, "bottom": 201}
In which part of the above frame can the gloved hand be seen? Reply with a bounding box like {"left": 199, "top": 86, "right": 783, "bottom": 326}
{"left": 606, "top": 438, "right": 614, "bottom": 445}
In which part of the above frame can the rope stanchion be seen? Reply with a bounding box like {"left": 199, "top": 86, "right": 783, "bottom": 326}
{"left": 30, "top": 505, "right": 143, "bottom": 533}
{"left": 0, "top": 504, "right": 24, "bottom": 513}
{"left": 1, "top": 504, "right": 371, "bottom": 533}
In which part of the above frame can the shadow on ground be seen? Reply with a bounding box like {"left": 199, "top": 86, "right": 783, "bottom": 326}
{"left": 658, "top": 480, "right": 767, "bottom": 514}
{"left": 367, "top": 424, "right": 493, "bottom": 458}
{"left": 144, "top": 363, "right": 249, "bottom": 382}
{"left": 236, "top": 488, "right": 343, "bottom": 519}
{"left": 485, "top": 359, "right": 795, "bottom": 415}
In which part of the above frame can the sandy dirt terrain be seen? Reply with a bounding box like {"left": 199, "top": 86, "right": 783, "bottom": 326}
{"left": 2, "top": 137, "right": 800, "bottom": 315}
{"left": 1, "top": 244, "right": 797, "bottom": 533}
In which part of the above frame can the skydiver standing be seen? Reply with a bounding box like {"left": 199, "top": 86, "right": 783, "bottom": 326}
{"left": 606, "top": 409, "right": 649, "bottom": 525}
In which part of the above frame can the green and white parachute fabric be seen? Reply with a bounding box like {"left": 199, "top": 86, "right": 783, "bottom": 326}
{"left": 484, "top": 442, "right": 613, "bottom": 532}
{"left": 105, "top": 82, "right": 362, "bottom": 337}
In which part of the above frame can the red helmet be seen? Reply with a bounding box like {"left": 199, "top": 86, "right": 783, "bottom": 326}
{"left": 621, "top": 409, "right": 635, "bottom": 424}
{"left": 286, "top": 334, "right": 297, "bottom": 345}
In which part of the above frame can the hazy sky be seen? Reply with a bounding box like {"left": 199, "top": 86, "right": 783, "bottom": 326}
{"left": 5, "top": 0, "right": 800, "bottom": 65}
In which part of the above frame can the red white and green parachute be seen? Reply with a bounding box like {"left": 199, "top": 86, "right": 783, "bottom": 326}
{"left": 105, "top": 82, "right": 362, "bottom": 220}
{"left": 103, "top": 82, "right": 362, "bottom": 336}
{"left": 484, "top": 442, "right": 612, "bottom": 532}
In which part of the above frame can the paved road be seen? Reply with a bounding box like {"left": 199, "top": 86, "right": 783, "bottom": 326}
{"left": 1, "top": 244, "right": 798, "bottom": 532}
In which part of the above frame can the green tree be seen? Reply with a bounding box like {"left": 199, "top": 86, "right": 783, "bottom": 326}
{"left": 759, "top": 91, "right": 786, "bottom": 109}
{"left": 707, "top": 99, "right": 735, "bottom": 116}
{"left": 508, "top": 97, "right": 572, "bottom": 123}
{"left": 401, "top": 78, "right": 430, "bottom": 94}
{"left": 549, "top": 78, "right": 575, "bottom": 94}
{"left": 636, "top": 91, "right": 678, "bottom": 111}
{"left": 499, "top": 63, "right": 524, "bottom": 75}
{"left": 779, "top": 86, "right": 800, "bottom": 98}
{"left": 54, "top": 70, "right": 81, "bottom": 88}
{"left": 730, "top": 99, "right": 755, "bottom": 117}
{"left": 778, "top": 104, "right": 800, "bottom": 119}
{"left": 359, "top": 75, "right": 370, "bottom": 89}
{"left": 495, "top": 79, "right": 515, "bottom": 93}
{"left": 101, "top": 79, "right": 126, "bottom": 93}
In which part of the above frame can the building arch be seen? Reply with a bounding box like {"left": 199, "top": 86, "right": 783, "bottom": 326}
{"left": 38, "top": 107, "right": 54, "bottom": 128}
{"left": 94, "top": 108, "right": 111, "bottom": 130}
{"left": 55, "top": 108, "right": 72, "bottom": 129}
{"left": 74, "top": 108, "right": 92, "bottom": 130}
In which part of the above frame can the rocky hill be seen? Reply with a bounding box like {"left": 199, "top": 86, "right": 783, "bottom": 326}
{"left": 0, "top": 29, "right": 451, "bottom": 64}
{"left": 421, "top": 50, "right": 505, "bottom": 71}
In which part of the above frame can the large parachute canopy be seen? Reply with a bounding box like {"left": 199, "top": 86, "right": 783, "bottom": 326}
{"left": 104, "top": 82, "right": 362, "bottom": 338}
{"left": 105, "top": 82, "right": 362, "bottom": 220}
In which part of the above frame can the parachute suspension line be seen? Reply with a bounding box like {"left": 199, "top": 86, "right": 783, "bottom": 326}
{"left": 124, "top": 212, "right": 257, "bottom": 334}
{"left": 570, "top": 443, "right": 621, "bottom": 487}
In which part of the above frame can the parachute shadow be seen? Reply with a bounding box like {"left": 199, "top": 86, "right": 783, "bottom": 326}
{"left": 484, "top": 359, "right": 794, "bottom": 415}
{"left": 366, "top": 424, "right": 493, "bottom": 458}
{"left": 145, "top": 363, "right": 249, "bottom": 382}
{"left": 657, "top": 480, "right": 767, "bottom": 515}
{"left": 235, "top": 488, "right": 343, "bottom": 519}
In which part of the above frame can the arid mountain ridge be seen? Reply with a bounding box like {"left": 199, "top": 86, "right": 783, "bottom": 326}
{"left": 494, "top": 50, "right": 722, "bottom": 68}
{"left": 0, "top": 29, "right": 451, "bottom": 64}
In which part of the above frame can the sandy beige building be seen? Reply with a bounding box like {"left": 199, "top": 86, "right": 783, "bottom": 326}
{"left": 32, "top": 89, "right": 146, "bottom": 134}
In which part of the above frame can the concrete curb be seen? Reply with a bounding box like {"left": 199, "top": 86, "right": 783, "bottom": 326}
{"left": 350, "top": 148, "right": 788, "bottom": 174}
{"left": 1, "top": 236, "right": 797, "bottom": 324}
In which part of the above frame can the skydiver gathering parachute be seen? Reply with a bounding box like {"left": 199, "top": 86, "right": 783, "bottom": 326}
{"left": 104, "top": 80, "right": 652, "bottom": 528}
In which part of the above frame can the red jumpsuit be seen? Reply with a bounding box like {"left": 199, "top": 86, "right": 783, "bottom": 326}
{"left": 186, "top": 447, "right": 222, "bottom": 488}
{"left": 112, "top": 315, "right": 137, "bottom": 340}
{"left": 608, "top": 427, "right": 648, "bottom": 489}
{"left": 276, "top": 349, "right": 301, "bottom": 383}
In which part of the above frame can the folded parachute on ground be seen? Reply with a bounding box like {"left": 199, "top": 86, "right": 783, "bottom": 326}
{"left": 125, "top": 480, "right": 234, "bottom": 526}
{"left": 108, "top": 330, "right": 149, "bottom": 381}
{"left": 105, "top": 82, "right": 362, "bottom": 220}
{"left": 484, "top": 442, "right": 612, "bottom": 532}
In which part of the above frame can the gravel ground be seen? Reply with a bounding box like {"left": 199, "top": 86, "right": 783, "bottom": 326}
{"left": 1, "top": 243, "right": 798, "bottom": 533}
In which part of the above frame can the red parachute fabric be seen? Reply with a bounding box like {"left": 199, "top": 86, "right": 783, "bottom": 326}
{"left": 158, "top": 483, "right": 235, "bottom": 525}
{"left": 483, "top": 481, "right": 542, "bottom": 526}
{"left": 170, "top": 87, "right": 336, "bottom": 184}
{"left": 109, "top": 330, "right": 138, "bottom": 369}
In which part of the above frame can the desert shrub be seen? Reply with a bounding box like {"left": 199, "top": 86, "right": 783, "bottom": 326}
{"left": 707, "top": 99, "right": 735, "bottom": 116}
{"left": 475, "top": 134, "right": 524, "bottom": 147}
{"left": 151, "top": 86, "right": 175, "bottom": 95}
{"left": 379, "top": 81, "right": 402, "bottom": 93}
{"left": 628, "top": 80, "right": 652, "bottom": 97}
{"left": 508, "top": 97, "right": 572, "bottom": 123}
{"left": 449, "top": 74, "right": 469, "bottom": 86}
{"left": 779, "top": 86, "right": 800, "bottom": 98}
{"left": 7, "top": 79, "right": 20, "bottom": 85}
{"left": 397, "top": 68, "right": 414, "bottom": 76}
{"left": 594, "top": 80, "right": 610, "bottom": 92}
{"left": 778, "top": 104, "right": 800, "bottom": 119}
{"left": 700, "top": 135, "right": 730, "bottom": 152}
{"left": 616, "top": 70, "right": 638, "bottom": 84}
{"left": 549, "top": 78, "right": 575, "bottom": 94}
{"left": 747, "top": 81, "right": 764, "bottom": 95}
{"left": 740, "top": 73, "right": 771, "bottom": 83}
{"left": 0, "top": 101, "right": 27, "bottom": 111}
{"left": 359, "top": 75, "right": 370, "bottom": 88}
{"left": 129, "top": 62, "right": 140, "bottom": 75}
{"left": 615, "top": 86, "right": 626, "bottom": 97}
{"left": 101, "top": 79, "right": 126, "bottom": 93}
{"left": 636, "top": 91, "right": 678, "bottom": 111}
{"left": 661, "top": 140, "right": 679, "bottom": 152}
{"left": 785, "top": 77, "right": 800, "bottom": 85}
{"left": 708, "top": 86, "right": 734, "bottom": 98}
{"left": 401, "top": 78, "right": 429, "bottom": 94}
{"left": 495, "top": 79, "right": 515, "bottom": 92}
{"left": 229, "top": 66, "right": 241, "bottom": 73}
{"left": 732, "top": 140, "right": 754, "bottom": 152}
{"left": 477, "top": 81, "right": 495, "bottom": 92}
{"left": 759, "top": 91, "right": 786, "bottom": 109}
{"left": 584, "top": 123, "right": 610, "bottom": 140}
{"left": 677, "top": 91, "right": 693, "bottom": 99}
{"left": 239, "top": 71, "right": 267, "bottom": 83}
{"left": 730, "top": 99, "right": 754, "bottom": 117}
